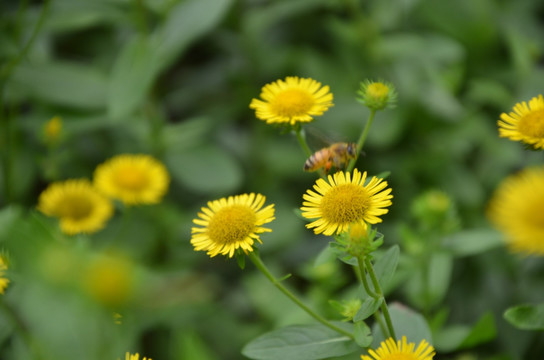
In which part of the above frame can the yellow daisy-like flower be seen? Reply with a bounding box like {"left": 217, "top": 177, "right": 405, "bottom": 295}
{"left": 301, "top": 169, "right": 393, "bottom": 236}
{"left": 191, "top": 193, "right": 275, "bottom": 258}
{"left": 487, "top": 166, "right": 544, "bottom": 255}
{"left": 498, "top": 94, "right": 544, "bottom": 149}
{"left": 37, "top": 179, "right": 114, "bottom": 235}
{"left": 125, "top": 352, "right": 151, "bottom": 360}
{"left": 0, "top": 256, "right": 9, "bottom": 295}
{"left": 249, "top": 76, "right": 333, "bottom": 125}
{"left": 361, "top": 336, "right": 435, "bottom": 360}
{"left": 357, "top": 80, "right": 397, "bottom": 111}
{"left": 94, "top": 154, "right": 170, "bottom": 205}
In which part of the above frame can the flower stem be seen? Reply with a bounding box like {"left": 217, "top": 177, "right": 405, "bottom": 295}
{"left": 364, "top": 257, "right": 396, "bottom": 340}
{"left": 293, "top": 125, "right": 326, "bottom": 178}
{"left": 346, "top": 109, "right": 376, "bottom": 173}
{"left": 357, "top": 256, "right": 378, "bottom": 298}
{"left": 248, "top": 252, "right": 354, "bottom": 339}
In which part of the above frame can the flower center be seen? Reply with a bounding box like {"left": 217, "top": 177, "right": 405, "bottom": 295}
{"left": 320, "top": 184, "right": 370, "bottom": 224}
{"left": 518, "top": 109, "right": 544, "bottom": 138}
{"left": 367, "top": 83, "right": 390, "bottom": 99}
{"left": 272, "top": 89, "right": 314, "bottom": 117}
{"left": 57, "top": 195, "right": 93, "bottom": 220}
{"left": 115, "top": 167, "right": 149, "bottom": 191}
{"left": 207, "top": 205, "right": 256, "bottom": 244}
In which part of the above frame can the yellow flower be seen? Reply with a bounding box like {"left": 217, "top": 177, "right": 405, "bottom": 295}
{"left": 94, "top": 154, "right": 170, "bottom": 205}
{"left": 301, "top": 169, "right": 393, "bottom": 236}
{"left": 250, "top": 76, "right": 333, "bottom": 125}
{"left": 498, "top": 94, "right": 544, "bottom": 149}
{"left": 361, "top": 336, "right": 435, "bottom": 360}
{"left": 191, "top": 193, "right": 275, "bottom": 258}
{"left": 0, "top": 256, "right": 9, "bottom": 295}
{"left": 487, "top": 166, "right": 544, "bottom": 255}
{"left": 43, "top": 115, "right": 62, "bottom": 142}
{"left": 125, "top": 352, "right": 152, "bottom": 360}
{"left": 357, "top": 80, "right": 397, "bottom": 111}
{"left": 37, "top": 179, "right": 114, "bottom": 235}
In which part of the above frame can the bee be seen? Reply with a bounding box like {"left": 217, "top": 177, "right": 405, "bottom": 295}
{"left": 303, "top": 142, "right": 358, "bottom": 173}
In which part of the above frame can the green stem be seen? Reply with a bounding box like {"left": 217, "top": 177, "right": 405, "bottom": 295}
{"left": 293, "top": 125, "right": 326, "bottom": 179}
{"left": 364, "top": 257, "right": 396, "bottom": 340}
{"left": 248, "top": 252, "right": 354, "bottom": 339}
{"left": 346, "top": 109, "right": 376, "bottom": 173}
{"left": 357, "top": 256, "right": 378, "bottom": 298}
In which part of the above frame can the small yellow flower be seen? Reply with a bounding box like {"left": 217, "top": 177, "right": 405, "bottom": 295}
{"left": 250, "top": 76, "right": 333, "bottom": 125}
{"left": 487, "top": 166, "right": 544, "bottom": 255}
{"left": 357, "top": 80, "right": 397, "bottom": 111}
{"left": 301, "top": 169, "right": 393, "bottom": 236}
{"left": 37, "top": 179, "right": 114, "bottom": 235}
{"left": 125, "top": 352, "right": 152, "bottom": 360}
{"left": 94, "top": 154, "right": 170, "bottom": 205}
{"left": 191, "top": 193, "right": 275, "bottom": 258}
{"left": 498, "top": 94, "right": 544, "bottom": 149}
{"left": 0, "top": 256, "right": 9, "bottom": 295}
{"left": 44, "top": 116, "right": 62, "bottom": 142}
{"left": 361, "top": 336, "right": 435, "bottom": 360}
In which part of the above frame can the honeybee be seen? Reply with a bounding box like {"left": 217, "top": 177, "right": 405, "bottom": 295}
{"left": 303, "top": 142, "right": 358, "bottom": 173}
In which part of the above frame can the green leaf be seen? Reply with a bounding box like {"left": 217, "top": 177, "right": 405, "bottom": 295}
{"left": 504, "top": 303, "right": 544, "bottom": 330}
{"left": 427, "top": 252, "right": 453, "bottom": 307}
{"left": 166, "top": 145, "right": 243, "bottom": 195}
{"left": 174, "top": 331, "right": 216, "bottom": 360}
{"left": 442, "top": 228, "right": 503, "bottom": 257}
{"left": 373, "top": 245, "right": 400, "bottom": 290}
{"left": 353, "top": 321, "right": 372, "bottom": 348}
{"left": 242, "top": 323, "right": 358, "bottom": 360}
{"left": 434, "top": 311, "right": 496, "bottom": 352}
{"left": 0, "top": 206, "right": 22, "bottom": 242}
{"left": 353, "top": 297, "right": 383, "bottom": 322}
{"left": 8, "top": 61, "right": 108, "bottom": 109}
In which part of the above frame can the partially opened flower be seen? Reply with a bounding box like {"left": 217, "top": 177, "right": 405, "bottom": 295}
{"left": 37, "top": 179, "right": 114, "bottom": 235}
{"left": 191, "top": 193, "right": 275, "bottom": 258}
{"left": 357, "top": 80, "right": 397, "bottom": 111}
{"left": 301, "top": 169, "right": 392, "bottom": 236}
{"left": 498, "top": 94, "right": 544, "bottom": 149}
{"left": 487, "top": 166, "right": 544, "bottom": 255}
{"left": 361, "top": 336, "right": 435, "bottom": 360}
{"left": 94, "top": 154, "right": 170, "bottom": 205}
{"left": 250, "top": 76, "right": 333, "bottom": 125}
{"left": 0, "top": 256, "right": 9, "bottom": 295}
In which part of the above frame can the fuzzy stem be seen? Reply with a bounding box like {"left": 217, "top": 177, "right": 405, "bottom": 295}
{"left": 248, "top": 252, "right": 354, "bottom": 339}
{"left": 346, "top": 109, "right": 376, "bottom": 173}
{"left": 364, "top": 257, "right": 396, "bottom": 340}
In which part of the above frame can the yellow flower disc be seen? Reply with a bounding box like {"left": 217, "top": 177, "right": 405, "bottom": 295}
{"left": 93, "top": 154, "right": 170, "bottom": 205}
{"left": 301, "top": 169, "right": 393, "bottom": 236}
{"left": 361, "top": 336, "right": 435, "bottom": 360}
{"left": 487, "top": 166, "right": 544, "bottom": 255}
{"left": 191, "top": 193, "right": 275, "bottom": 258}
{"left": 250, "top": 76, "right": 333, "bottom": 125}
{"left": 498, "top": 94, "right": 544, "bottom": 149}
{"left": 37, "top": 179, "right": 114, "bottom": 235}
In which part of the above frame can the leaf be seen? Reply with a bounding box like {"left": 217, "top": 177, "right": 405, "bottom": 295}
{"left": 0, "top": 206, "right": 22, "bottom": 242}
{"left": 504, "top": 303, "right": 544, "bottom": 331}
{"left": 9, "top": 61, "right": 108, "bottom": 109}
{"left": 434, "top": 311, "right": 496, "bottom": 352}
{"left": 353, "top": 297, "right": 383, "bottom": 322}
{"left": 165, "top": 145, "right": 243, "bottom": 195}
{"left": 242, "top": 323, "right": 358, "bottom": 360}
{"left": 353, "top": 321, "right": 373, "bottom": 348}
{"left": 372, "top": 245, "right": 400, "bottom": 291}
{"left": 442, "top": 228, "right": 503, "bottom": 257}
{"left": 427, "top": 252, "right": 453, "bottom": 307}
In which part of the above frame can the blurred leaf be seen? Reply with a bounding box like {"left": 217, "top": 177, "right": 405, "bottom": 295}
{"left": 0, "top": 206, "right": 22, "bottom": 242}
{"left": 443, "top": 228, "right": 503, "bottom": 257}
{"left": 8, "top": 61, "right": 108, "bottom": 109}
{"left": 353, "top": 297, "right": 383, "bottom": 322}
{"left": 165, "top": 145, "right": 243, "bottom": 195}
{"left": 427, "top": 252, "right": 453, "bottom": 307}
{"left": 373, "top": 245, "right": 400, "bottom": 291}
{"left": 162, "top": 117, "right": 212, "bottom": 153}
{"left": 353, "top": 321, "right": 372, "bottom": 348}
{"left": 242, "top": 323, "right": 357, "bottom": 360}
{"left": 175, "top": 330, "right": 216, "bottom": 360}
{"left": 504, "top": 303, "right": 544, "bottom": 331}
{"left": 45, "top": 0, "right": 126, "bottom": 32}
{"left": 372, "top": 303, "right": 432, "bottom": 348}
{"left": 435, "top": 311, "right": 496, "bottom": 352}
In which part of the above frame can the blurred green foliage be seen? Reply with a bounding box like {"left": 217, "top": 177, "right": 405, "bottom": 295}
{"left": 1, "top": 0, "right": 544, "bottom": 359}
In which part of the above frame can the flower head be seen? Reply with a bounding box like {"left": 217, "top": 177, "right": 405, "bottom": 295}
{"left": 301, "top": 169, "right": 393, "bottom": 236}
{"left": 43, "top": 115, "right": 62, "bottom": 143}
{"left": 191, "top": 193, "right": 275, "bottom": 258}
{"left": 0, "top": 256, "right": 9, "bottom": 295}
{"left": 498, "top": 94, "right": 544, "bottom": 149}
{"left": 94, "top": 154, "right": 170, "bottom": 205}
{"left": 361, "top": 336, "right": 435, "bottom": 360}
{"left": 357, "top": 80, "right": 397, "bottom": 111}
{"left": 250, "top": 76, "right": 333, "bottom": 125}
{"left": 125, "top": 352, "right": 151, "bottom": 360}
{"left": 487, "top": 166, "right": 544, "bottom": 255}
{"left": 37, "top": 179, "right": 114, "bottom": 235}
